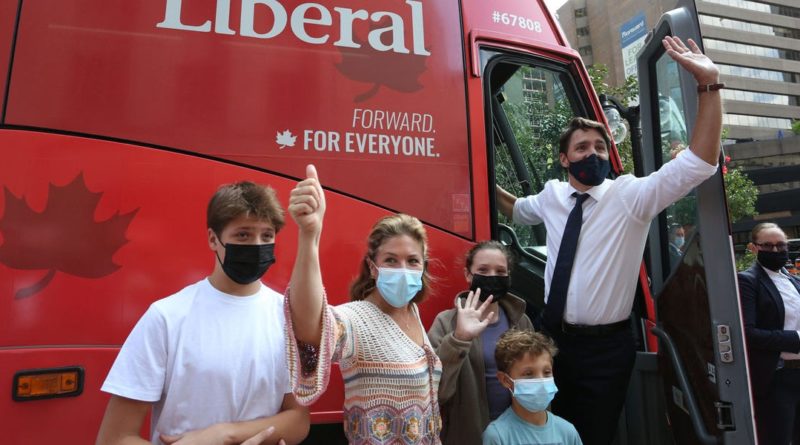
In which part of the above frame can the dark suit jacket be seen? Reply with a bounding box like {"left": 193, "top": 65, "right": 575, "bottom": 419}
{"left": 738, "top": 263, "right": 800, "bottom": 397}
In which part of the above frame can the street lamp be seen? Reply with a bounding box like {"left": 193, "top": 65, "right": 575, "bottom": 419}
{"left": 600, "top": 94, "right": 642, "bottom": 173}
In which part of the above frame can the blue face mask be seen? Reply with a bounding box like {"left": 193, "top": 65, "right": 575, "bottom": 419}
{"left": 375, "top": 267, "right": 423, "bottom": 308}
{"left": 511, "top": 377, "right": 558, "bottom": 412}
{"left": 568, "top": 153, "right": 610, "bottom": 186}
{"left": 673, "top": 236, "right": 685, "bottom": 249}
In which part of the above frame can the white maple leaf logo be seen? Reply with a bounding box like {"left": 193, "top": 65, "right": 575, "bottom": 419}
{"left": 276, "top": 130, "right": 296, "bottom": 149}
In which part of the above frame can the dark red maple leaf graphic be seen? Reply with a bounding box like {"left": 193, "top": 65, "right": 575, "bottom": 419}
{"left": 336, "top": 17, "right": 429, "bottom": 102}
{"left": 0, "top": 174, "right": 138, "bottom": 298}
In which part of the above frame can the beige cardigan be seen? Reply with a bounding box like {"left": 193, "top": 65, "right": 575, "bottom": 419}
{"left": 428, "top": 292, "right": 534, "bottom": 445}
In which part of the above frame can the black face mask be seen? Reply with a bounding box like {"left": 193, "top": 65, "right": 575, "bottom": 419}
{"left": 758, "top": 250, "right": 788, "bottom": 272}
{"left": 568, "top": 154, "right": 610, "bottom": 186}
{"left": 470, "top": 274, "right": 511, "bottom": 302}
{"left": 216, "top": 241, "right": 276, "bottom": 285}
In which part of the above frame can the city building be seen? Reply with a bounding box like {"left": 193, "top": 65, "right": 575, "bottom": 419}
{"left": 557, "top": 0, "right": 799, "bottom": 142}
{"left": 556, "top": 0, "right": 800, "bottom": 242}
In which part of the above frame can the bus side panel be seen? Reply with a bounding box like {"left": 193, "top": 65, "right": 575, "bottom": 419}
{"left": 0, "top": 130, "right": 297, "bottom": 346}
{"left": 459, "top": 0, "right": 595, "bottom": 241}
{"left": 1, "top": 348, "right": 117, "bottom": 445}
{"left": 0, "top": 0, "right": 17, "bottom": 109}
{"left": 461, "top": 0, "right": 560, "bottom": 47}
{"left": 0, "top": 130, "right": 470, "bottom": 438}
{"left": 5, "top": 0, "right": 473, "bottom": 238}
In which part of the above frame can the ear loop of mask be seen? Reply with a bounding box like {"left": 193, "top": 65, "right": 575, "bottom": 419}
{"left": 212, "top": 232, "right": 225, "bottom": 267}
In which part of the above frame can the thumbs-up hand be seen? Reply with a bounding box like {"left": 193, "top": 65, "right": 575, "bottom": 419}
{"left": 289, "top": 164, "right": 326, "bottom": 236}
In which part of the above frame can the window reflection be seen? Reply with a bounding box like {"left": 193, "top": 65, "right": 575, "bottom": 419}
{"left": 705, "top": 39, "right": 800, "bottom": 61}
{"left": 699, "top": 14, "right": 800, "bottom": 39}
{"left": 655, "top": 55, "right": 688, "bottom": 159}
{"left": 703, "top": 0, "right": 770, "bottom": 12}
{"left": 718, "top": 64, "right": 798, "bottom": 83}
{"left": 722, "top": 114, "right": 793, "bottom": 129}
{"left": 493, "top": 64, "right": 578, "bottom": 252}
{"left": 703, "top": 0, "right": 800, "bottom": 18}
{"left": 720, "top": 89, "right": 797, "bottom": 106}
{"left": 654, "top": 51, "right": 696, "bottom": 282}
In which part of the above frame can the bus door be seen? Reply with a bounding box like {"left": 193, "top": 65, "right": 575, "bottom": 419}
{"left": 459, "top": 0, "right": 611, "bottom": 324}
{"left": 478, "top": 51, "right": 603, "bottom": 324}
{"left": 475, "top": 45, "right": 674, "bottom": 444}
{"left": 475, "top": 45, "right": 672, "bottom": 445}
{"left": 635, "top": 0, "right": 755, "bottom": 443}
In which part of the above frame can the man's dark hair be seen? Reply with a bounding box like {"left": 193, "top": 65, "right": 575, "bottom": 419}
{"left": 558, "top": 117, "right": 612, "bottom": 155}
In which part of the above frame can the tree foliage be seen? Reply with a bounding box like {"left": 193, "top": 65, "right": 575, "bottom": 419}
{"left": 496, "top": 86, "right": 572, "bottom": 246}
{"left": 735, "top": 248, "right": 756, "bottom": 272}
{"left": 587, "top": 64, "right": 638, "bottom": 173}
{"left": 724, "top": 167, "right": 758, "bottom": 224}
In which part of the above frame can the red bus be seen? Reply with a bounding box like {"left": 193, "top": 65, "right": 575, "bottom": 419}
{"left": 0, "top": 0, "right": 755, "bottom": 443}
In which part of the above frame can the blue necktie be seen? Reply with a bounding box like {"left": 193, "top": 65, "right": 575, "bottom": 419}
{"left": 543, "top": 192, "right": 590, "bottom": 332}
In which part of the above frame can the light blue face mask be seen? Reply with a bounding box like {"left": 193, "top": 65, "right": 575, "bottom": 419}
{"left": 375, "top": 267, "right": 423, "bottom": 308}
{"left": 511, "top": 377, "right": 558, "bottom": 412}
{"left": 673, "top": 236, "right": 685, "bottom": 249}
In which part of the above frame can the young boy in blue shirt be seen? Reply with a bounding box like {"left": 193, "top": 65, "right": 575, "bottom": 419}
{"left": 483, "top": 329, "right": 582, "bottom": 445}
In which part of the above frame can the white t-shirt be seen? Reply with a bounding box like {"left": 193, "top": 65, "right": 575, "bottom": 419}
{"left": 102, "top": 278, "right": 290, "bottom": 444}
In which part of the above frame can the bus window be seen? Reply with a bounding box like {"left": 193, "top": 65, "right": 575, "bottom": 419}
{"left": 653, "top": 51, "right": 696, "bottom": 284}
{"left": 482, "top": 54, "right": 586, "bottom": 315}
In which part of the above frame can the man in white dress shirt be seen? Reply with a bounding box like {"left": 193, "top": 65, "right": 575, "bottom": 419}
{"left": 738, "top": 223, "right": 800, "bottom": 445}
{"left": 495, "top": 36, "right": 723, "bottom": 445}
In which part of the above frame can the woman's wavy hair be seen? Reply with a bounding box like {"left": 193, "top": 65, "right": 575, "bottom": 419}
{"left": 349, "top": 214, "right": 432, "bottom": 303}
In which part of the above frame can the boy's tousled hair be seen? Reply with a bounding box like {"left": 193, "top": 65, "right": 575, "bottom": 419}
{"left": 495, "top": 329, "right": 558, "bottom": 374}
{"left": 207, "top": 181, "right": 285, "bottom": 235}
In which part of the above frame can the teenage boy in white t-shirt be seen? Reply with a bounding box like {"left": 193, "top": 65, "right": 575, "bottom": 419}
{"left": 96, "top": 182, "right": 309, "bottom": 445}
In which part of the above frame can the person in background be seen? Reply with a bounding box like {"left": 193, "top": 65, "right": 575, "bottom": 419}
{"left": 482, "top": 329, "right": 581, "bottom": 445}
{"left": 96, "top": 181, "right": 309, "bottom": 445}
{"left": 668, "top": 224, "right": 686, "bottom": 268}
{"left": 284, "top": 165, "right": 442, "bottom": 444}
{"left": 738, "top": 222, "right": 800, "bottom": 445}
{"left": 429, "top": 241, "right": 534, "bottom": 445}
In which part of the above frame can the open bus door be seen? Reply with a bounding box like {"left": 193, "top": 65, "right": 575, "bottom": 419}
{"left": 635, "top": 0, "right": 756, "bottom": 443}
{"left": 477, "top": 0, "right": 757, "bottom": 443}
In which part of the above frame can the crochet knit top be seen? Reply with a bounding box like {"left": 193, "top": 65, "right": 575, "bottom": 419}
{"left": 285, "top": 295, "right": 443, "bottom": 444}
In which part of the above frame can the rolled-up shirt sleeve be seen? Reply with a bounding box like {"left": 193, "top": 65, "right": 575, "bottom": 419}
{"left": 617, "top": 147, "right": 718, "bottom": 223}
{"left": 512, "top": 181, "right": 555, "bottom": 225}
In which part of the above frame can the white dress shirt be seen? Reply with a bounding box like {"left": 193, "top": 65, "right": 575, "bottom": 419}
{"left": 513, "top": 148, "right": 717, "bottom": 325}
{"left": 761, "top": 265, "right": 800, "bottom": 360}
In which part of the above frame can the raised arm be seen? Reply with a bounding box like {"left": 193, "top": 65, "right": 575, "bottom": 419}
{"left": 663, "top": 36, "right": 722, "bottom": 166}
{"left": 288, "top": 164, "right": 327, "bottom": 345}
